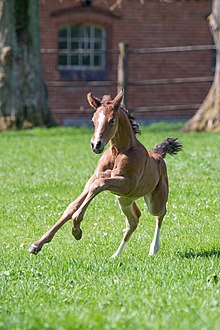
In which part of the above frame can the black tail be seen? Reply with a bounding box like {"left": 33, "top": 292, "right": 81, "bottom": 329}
{"left": 153, "top": 138, "right": 182, "bottom": 158}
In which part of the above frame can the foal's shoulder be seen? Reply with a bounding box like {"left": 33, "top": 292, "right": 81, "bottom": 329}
{"left": 95, "top": 148, "right": 112, "bottom": 168}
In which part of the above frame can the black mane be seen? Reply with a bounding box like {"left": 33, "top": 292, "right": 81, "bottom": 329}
{"left": 121, "top": 105, "right": 141, "bottom": 135}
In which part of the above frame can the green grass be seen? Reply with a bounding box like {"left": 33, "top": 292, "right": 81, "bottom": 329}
{"left": 0, "top": 123, "right": 220, "bottom": 330}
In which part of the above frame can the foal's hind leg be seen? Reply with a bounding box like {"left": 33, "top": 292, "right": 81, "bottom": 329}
{"left": 145, "top": 175, "right": 168, "bottom": 256}
{"left": 111, "top": 197, "right": 141, "bottom": 259}
{"left": 148, "top": 211, "right": 166, "bottom": 256}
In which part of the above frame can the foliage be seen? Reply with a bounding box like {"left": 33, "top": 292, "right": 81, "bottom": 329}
{"left": 0, "top": 123, "right": 220, "bottom": 330}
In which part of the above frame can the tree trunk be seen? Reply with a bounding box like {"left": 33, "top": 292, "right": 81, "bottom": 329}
{"left": 0, "top": 0, "right": 18, "bottom": 129}
{"left": 183, "top": 0, "right": 220, "bottom": 132}
{"left": 0, "top": 0, "right": 54, "bottom": 131}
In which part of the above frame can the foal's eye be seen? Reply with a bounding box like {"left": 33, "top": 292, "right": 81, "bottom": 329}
{"left": 109, "top": 118, "right": 116, "bottom": 126}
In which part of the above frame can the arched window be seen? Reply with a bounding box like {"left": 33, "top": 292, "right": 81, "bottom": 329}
{"left": 58, "top": 24, "right": 106, "bottom": 70}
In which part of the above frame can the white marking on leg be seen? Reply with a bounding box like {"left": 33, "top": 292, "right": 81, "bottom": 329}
{"left": 149, "top": 226, "right": 160, "bottom": 256}
{"left": 111, "top": 240, "right": 127, "bottom": 259}
{"left": 94, "top": 111, "right": 106, "bottom": 145}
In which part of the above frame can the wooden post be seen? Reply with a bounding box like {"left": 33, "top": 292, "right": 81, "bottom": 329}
{"left": 117, "top": 42, "right": 128, "bottom": 106}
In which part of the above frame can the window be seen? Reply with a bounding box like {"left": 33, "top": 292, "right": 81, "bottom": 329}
{"left": 58, "top": 24, "right": 106, "bottom": 71}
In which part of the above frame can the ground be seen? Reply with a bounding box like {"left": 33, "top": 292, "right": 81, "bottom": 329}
{"left": 0, "top": 123, "right": 219, "bottom": 330}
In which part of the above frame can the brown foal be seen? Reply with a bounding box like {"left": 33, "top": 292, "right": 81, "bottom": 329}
{"left": 29, "top": 89, "right": 182, "bottom": 258}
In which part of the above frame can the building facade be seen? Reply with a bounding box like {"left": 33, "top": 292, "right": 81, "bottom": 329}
{"left": 40, "top": 0, "right": 212, "bottom": 125}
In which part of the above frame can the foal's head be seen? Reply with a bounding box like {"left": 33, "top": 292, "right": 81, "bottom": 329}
{"left": 87, "top": 89, "right": 124, "bottom": 154}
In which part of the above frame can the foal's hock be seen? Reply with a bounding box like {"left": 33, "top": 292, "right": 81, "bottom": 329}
{"left": 29, "top": 89, "right": 182, "bottom": 258}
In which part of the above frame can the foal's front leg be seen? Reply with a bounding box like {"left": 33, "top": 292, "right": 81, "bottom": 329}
{"left": 71, "top": 175, "right": 130, "bottom": 241}
{"left": 111, "top": 197, "right": 141, "bottom": 259}
{"left": 28, "top": 174, "right": 97, "bottom": 254}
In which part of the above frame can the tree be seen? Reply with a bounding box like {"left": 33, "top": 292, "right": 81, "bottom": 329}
{"left": 0, "top": 0, "right": 53, "bottom": 130}
{"left": 183, "top": 0, "right": 220, "bottom": 132}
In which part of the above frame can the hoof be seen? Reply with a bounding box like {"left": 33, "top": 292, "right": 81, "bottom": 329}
{"left": 148, "top": 250, "right": 159, "bottom": 257}
{"left": 28, "top": 243, "right": 42, "bottom": 254}
{"left": 110, "top": 253, "right": 119, "bottom": 259}
{"left": 72, "top": 228, "right": 82, "bottom": 240}
{"left": 149, "top": 242, "right": 160, "bottom": 256}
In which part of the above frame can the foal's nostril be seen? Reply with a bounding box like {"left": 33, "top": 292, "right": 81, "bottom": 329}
{"left": 96, "top": 141, "right": 102, "bottom": 149}
{"left": 91, "top": 140, "right": 103, "bottom": 153}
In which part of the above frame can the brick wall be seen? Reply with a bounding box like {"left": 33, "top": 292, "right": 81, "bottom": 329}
{"left": 40, "top": 0, "right": 212, "bottom": 124}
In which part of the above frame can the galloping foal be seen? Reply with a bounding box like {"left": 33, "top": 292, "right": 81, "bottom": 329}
{"left": 29, "top": 89, "right": 182, "bottom": 258}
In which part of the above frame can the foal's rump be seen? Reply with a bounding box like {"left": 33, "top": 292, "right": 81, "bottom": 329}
{"left": 144, "top": 171, "right": 168, "bottom": 216}
{"left": 143, "top": 137, "right": 182, "bottom": 216}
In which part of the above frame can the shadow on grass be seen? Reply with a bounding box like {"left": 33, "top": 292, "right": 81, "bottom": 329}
{"left": 178, "top": 249, "right": 220, "bottom": 259}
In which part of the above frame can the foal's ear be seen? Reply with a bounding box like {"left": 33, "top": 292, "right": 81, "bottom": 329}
{"left": 87, "top": 92, "right": 101, "bottom": 110}
{"left": 112, "top": 89, "right": 124, "bottom": 111}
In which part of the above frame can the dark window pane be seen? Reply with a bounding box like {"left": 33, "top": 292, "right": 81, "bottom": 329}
{"left": 81, "top": 41, "right": 86, "bottom": 50}
{"left": 71, "top": 55, "right": 78, "bottom": 65}
{"left": 59, "top": 28, "right": 67, "bottom": 38}
{"left": 71, "top": 26, "right": 80, "bottom": 38}
{"left": 82, "top": 55, "right": 90, "bottom": 66}
{"left": 83, "top": 41, "right": 90, "bottom": 50}
{"left": 85, "top": 26, "right": 91, "bottom": 38}
{"left": 71, "top": 41, "right": 79, "bottom": 50}
{"left": 59, "top": 41, "right": 67, "bottom": 49}
{"left": 95, "top": 28, "right": 102, "bottom": 38}
{"left": 59, "top": 55, "right": 67, "bottom": 66}
{"left": 79, "top": 26, "right": 85, "bottom": 38}
{"left": 94, "top": 55, "right": 101, "bottom": 66}
{"left": 82, "top": 41, "right": 90, "bottom": 52}
{"left": 94, "top": 42, "right": 101, "bottom": 50}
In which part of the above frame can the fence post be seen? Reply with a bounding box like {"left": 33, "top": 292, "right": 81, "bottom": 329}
{"left": 117, "top": 42, "right": 128, "bottom": 106}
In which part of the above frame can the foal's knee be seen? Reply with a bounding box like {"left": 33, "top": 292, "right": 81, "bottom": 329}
{"left": 132, "top": 202, "right": 141, "bottom": 219}
{"left": 151, "top": 207, "right": 166, "bottom": 218}
{"left": 63, "top": 202, "right": 77, "bottom": 218}
{"left": 124, "top": 219, "right": 138, "bottom": 242}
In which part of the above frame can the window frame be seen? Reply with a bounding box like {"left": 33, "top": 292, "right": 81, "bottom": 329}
{"left": 58, "top": 24, "right": 106, "bottom": 71}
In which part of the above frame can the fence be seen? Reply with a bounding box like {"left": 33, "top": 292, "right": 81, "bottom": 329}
{"left": 117, "top": 43, "right": 215, "bottom": 111}
{"left": 41, "top": 43, "right": 215, "bottom": 123}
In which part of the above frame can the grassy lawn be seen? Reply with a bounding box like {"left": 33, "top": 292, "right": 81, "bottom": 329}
{"left": 0, "top": 123, "right": 219, "bottom": 330}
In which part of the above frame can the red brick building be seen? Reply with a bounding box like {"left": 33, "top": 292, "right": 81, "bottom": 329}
{"left": 40, "top": 0, "right": 212, "bottom": 125}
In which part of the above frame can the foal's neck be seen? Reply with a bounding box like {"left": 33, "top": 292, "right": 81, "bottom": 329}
{"left": 110, "top": 108, "right": 137, "bottom": 152}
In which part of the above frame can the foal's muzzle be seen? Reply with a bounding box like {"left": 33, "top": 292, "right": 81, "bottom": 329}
{"left": 91, "top": 140, "right": 104, "bottom": 154}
